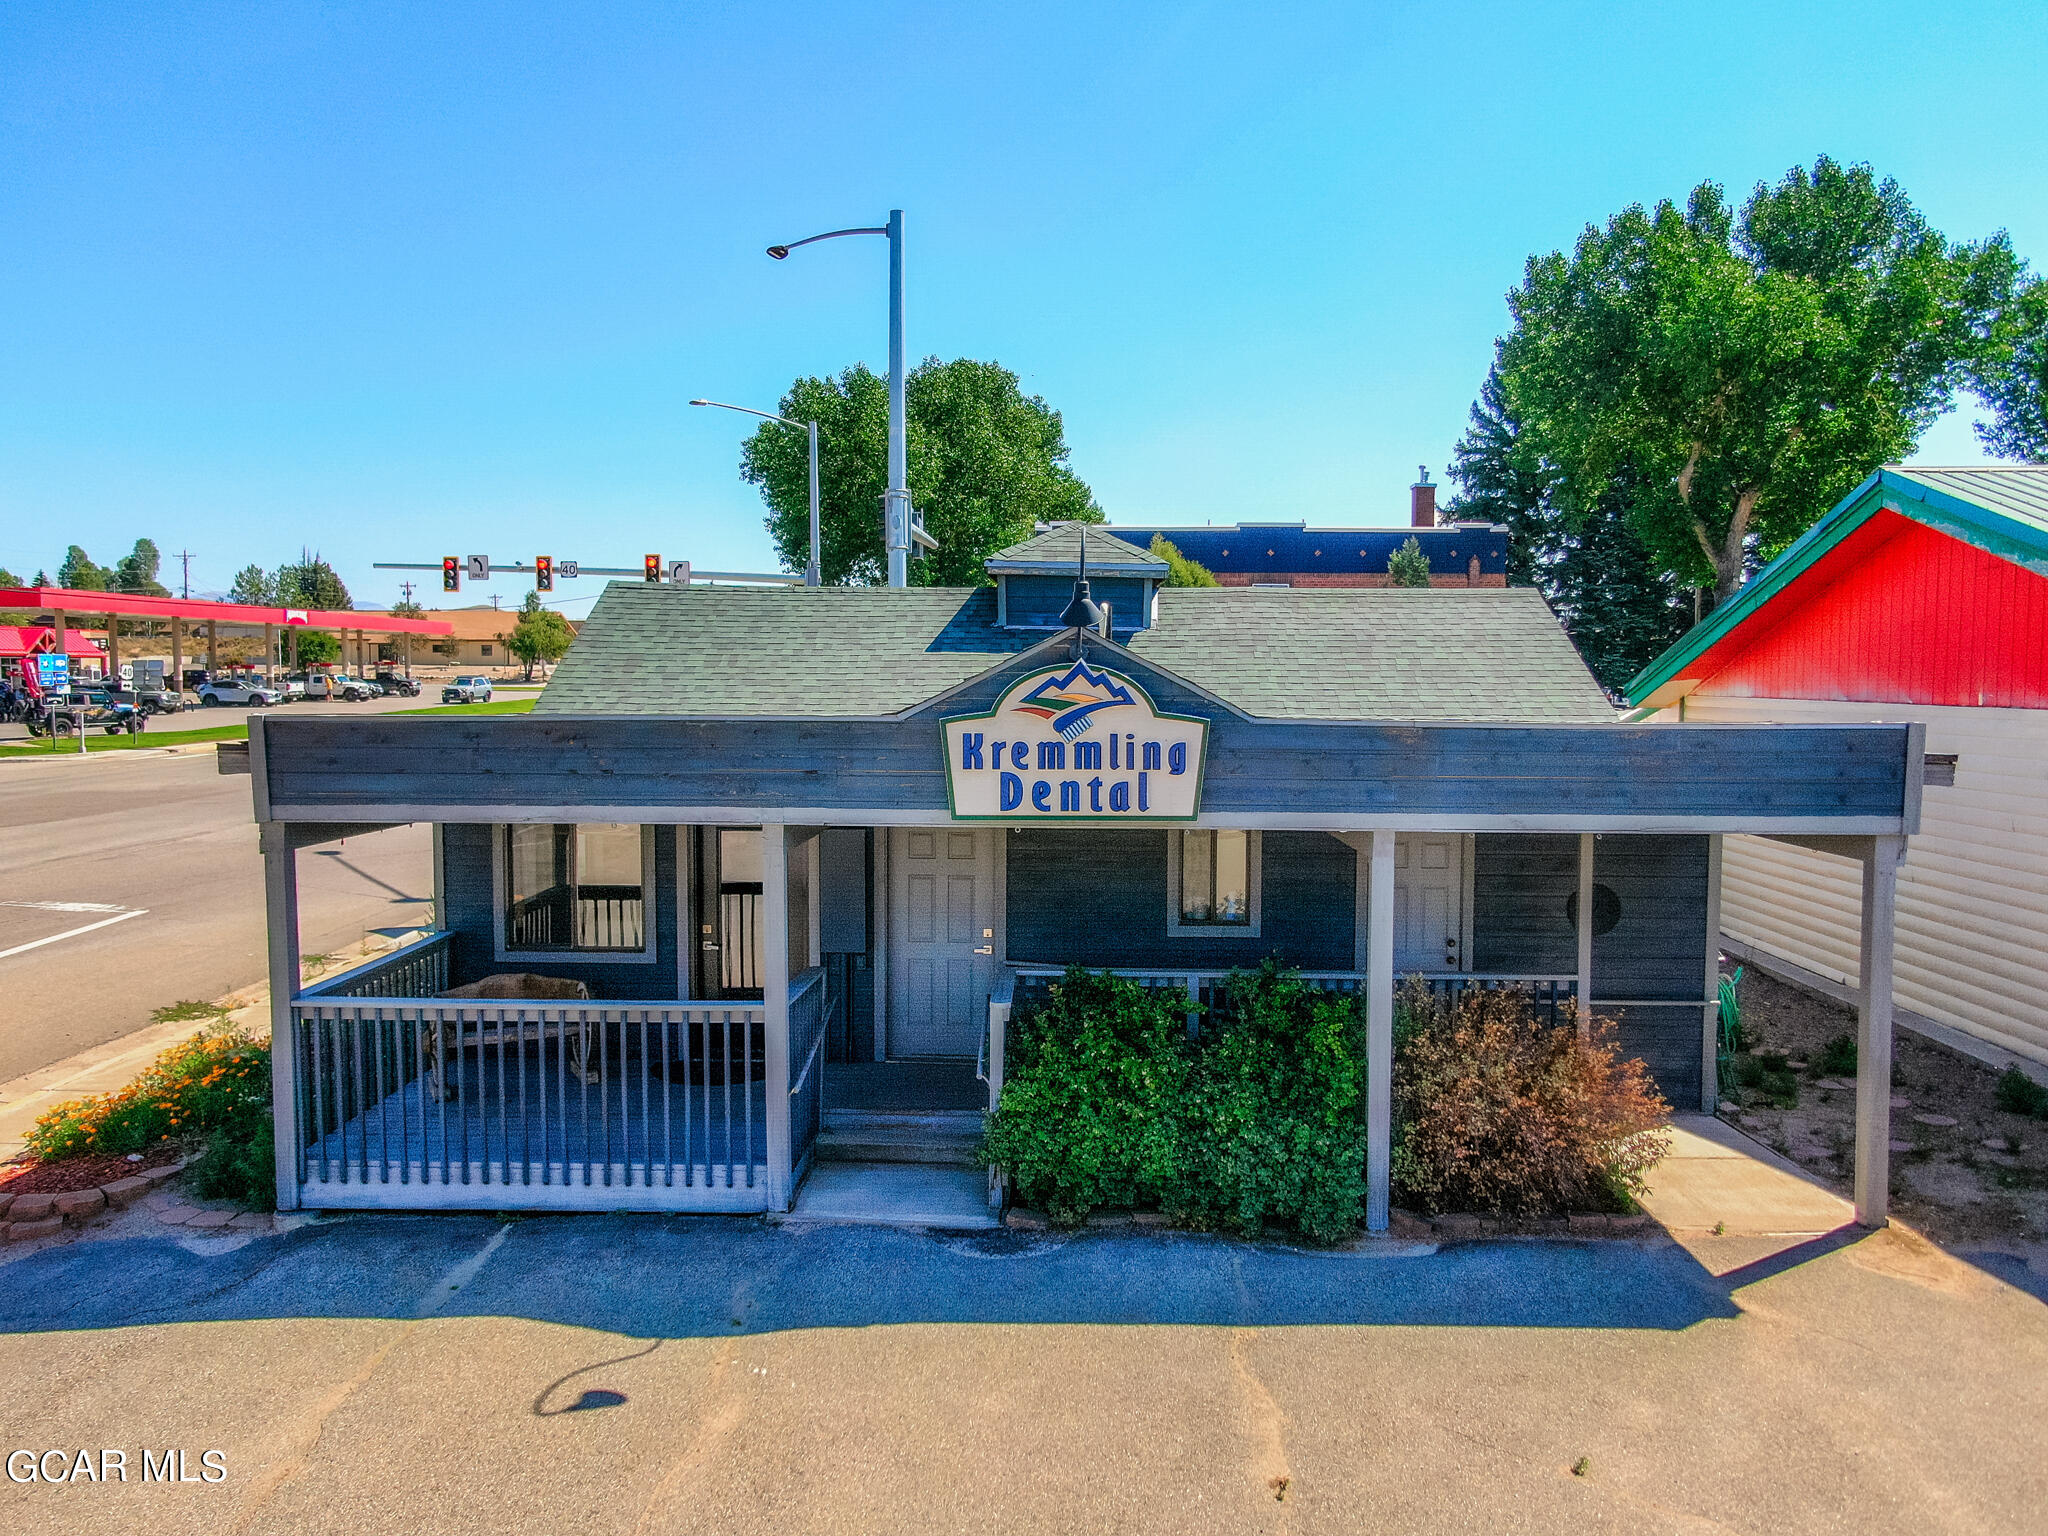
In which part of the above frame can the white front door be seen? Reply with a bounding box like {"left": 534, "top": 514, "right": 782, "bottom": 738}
{"left": 890, "top": 828, "right": 997, "bottom": 1058}
{"left": 1394, "top": 833, "right": 1467, "bottom": 973}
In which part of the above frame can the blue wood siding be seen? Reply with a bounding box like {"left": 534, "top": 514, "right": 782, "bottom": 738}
{"left": 257, "top": 708, "right": 1911, "bottom": 826}
{"left": 1006, "top": 828, "right": 1355, "bottom": 970}
{"left": 1471, "top": 833, "right": 1709, "bottom": 1109}
{"left": 1000, "top": 574, "right": 1152, "bottom": 633}
{"left": 440, "top": 822, "right": 681, "bottom": 999}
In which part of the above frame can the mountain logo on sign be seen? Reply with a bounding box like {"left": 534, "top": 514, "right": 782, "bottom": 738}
{"left": 1012, "top": 661, "right": 1136, "bottom": 740}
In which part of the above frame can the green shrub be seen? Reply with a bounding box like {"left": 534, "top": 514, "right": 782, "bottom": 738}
{"left": 1813, "top": 1033, "right": 1858, "bottom": 1078}
{"left": 1994, "top": 1066, "right": 2048, "bottom": 1119}
{"left": 1391, "top": 982, "right": 1671, "bottom": 1218}
{"left": 981, "top": 968, "right": 1189, "bottom": 1224}
{"left": 1173, "top": 961, "right": 1370, "bottom": 1242}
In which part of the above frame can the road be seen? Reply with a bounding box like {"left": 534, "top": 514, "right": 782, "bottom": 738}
{"left": 0, "top": 687, "right": 520, "bottom": 744}
{"left": 0, "top": 1215, "right": 2043, "bottom": 1533}
{"left": 0, "top": 750, "right": 430, "bottom": 1082}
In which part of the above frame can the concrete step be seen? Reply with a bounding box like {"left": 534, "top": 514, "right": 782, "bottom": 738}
{"left": 816, "top": 1109, "right": 983, "bottom": 1167}
{"left": 788, "top": 1161, "right": 998, "bottom": 1229}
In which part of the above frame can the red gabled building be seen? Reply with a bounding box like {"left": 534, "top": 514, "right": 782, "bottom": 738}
{"left": 1631, "top": 465, "right": 2048, "bottom": 1071}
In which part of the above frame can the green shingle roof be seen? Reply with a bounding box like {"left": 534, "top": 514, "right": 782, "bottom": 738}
{"left": 535, "top": 582, "right": 1614, "bottom": 722}
{"left": 1888, "top": 465, "right": 2048, "bottom": 540}
{"left": 984, "top": 522, "right": 1167, "bottom": 573}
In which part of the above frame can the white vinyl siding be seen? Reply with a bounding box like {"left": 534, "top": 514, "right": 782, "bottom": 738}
{"left": 1660, "top": 695, "right": 2048, "bottom": 1067}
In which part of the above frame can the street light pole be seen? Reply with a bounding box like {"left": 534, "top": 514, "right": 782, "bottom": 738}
{"left": 767, "top": 211, "right": 923, "bottom": 588}
{"left": 690, "top": 400, "right": 821, "bottom": 586}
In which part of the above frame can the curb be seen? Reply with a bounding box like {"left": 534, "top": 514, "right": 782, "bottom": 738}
{"left": 0, "top": 1160, "right": 186, "bottom": 1240}
{"left": 1001, "top": 1206, "right": 1657, "bottom": 1239}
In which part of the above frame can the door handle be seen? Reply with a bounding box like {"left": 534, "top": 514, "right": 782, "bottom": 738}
{"left": 974, "top": 945, "right": 993, "bottom": 956}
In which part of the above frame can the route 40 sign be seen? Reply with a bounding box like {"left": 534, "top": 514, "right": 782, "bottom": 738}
{"left": 942, "top": 661, "right": 1208, "bottom": 821}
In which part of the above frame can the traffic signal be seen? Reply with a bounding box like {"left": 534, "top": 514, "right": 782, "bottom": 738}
{"left": 535, "top": 555, "right": 553, "bottom": 592}
{"left": 644, "top": 554, "right": 661, "bottom": 583}
{"left": 442, "top": 557, "right": 460, "bottom": 593}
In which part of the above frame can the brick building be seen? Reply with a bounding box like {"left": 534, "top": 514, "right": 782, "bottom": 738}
{"left": 1108, "top": 472, "right": 1508, "bottom": 588}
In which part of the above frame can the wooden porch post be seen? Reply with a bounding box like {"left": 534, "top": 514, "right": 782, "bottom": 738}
{"left": 1365, "top": 828, "right": 1395, "bottom": 1232}
{"left": 1702, "top": 834, "right": 1724, "bottom": 1111}
{"left": 761, "top": 822, "right": 793, "bottom": 1210}
{"left": 260, "top": 821, "right": 304, "bottom": 1211}
{"left": 1576, "top": 832, "right": 1595, "bottom": 1036}
{"left": 1854, "top": 834, "right": 1905, "bottom": 1227}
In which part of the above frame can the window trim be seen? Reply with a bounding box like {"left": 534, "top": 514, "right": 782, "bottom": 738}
{"left": 492, "top": 822, "right": 659, "bottom": 964}
{"left": 1166, "top": 828, "right": 1262, "bottom": 938}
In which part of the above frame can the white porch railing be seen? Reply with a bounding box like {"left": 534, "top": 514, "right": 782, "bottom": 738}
{"left": 290, "top": 947, "right": 770, "bottom": 1209}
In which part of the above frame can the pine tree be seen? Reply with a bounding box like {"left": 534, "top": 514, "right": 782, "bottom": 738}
{"left": 1386, "top": 536, "right": 1431, "bottom": 588}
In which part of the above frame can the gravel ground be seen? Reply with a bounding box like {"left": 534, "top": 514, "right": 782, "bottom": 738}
{"left": 1717, "top": 964, "right": 2048, "bottom": 1251}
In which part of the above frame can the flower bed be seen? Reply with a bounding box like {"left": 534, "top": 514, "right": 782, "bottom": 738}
{"left": 22, "top": 1028, "right": 275, "bottom": 1211}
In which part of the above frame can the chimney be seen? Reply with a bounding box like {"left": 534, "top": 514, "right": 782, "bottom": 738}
{"left": 1410, "top": 465, "right": 1437, "bottom": 528}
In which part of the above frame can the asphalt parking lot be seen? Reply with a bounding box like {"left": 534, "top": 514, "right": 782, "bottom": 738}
{"left": 0, "top": 1211, "right": 2041, "bottom": 1535}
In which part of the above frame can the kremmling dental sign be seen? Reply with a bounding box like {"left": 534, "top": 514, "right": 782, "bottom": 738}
{"left": 942, "top": 662, "right": 1208, "bottom": 820}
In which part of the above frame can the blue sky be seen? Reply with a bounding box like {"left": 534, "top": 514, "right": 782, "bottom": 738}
{"left": 3, "top": 2, "right": 2044, "bottom": 615}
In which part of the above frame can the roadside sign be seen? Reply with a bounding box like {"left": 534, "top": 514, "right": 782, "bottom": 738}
{"left": 36, "top": 655, "right": 69, "bottom": 689}
{"left": 442, "top": 557, "right": 460, "bottom": 592}
{"left": 643, "top": 554, "right": 661, "bottom": 583}
{"left": 466, "top": 554, "right": 491, "bottom": 582}
{"left": 559, "top": 559, "right": 579, "bottom": 579}
{"left": 535, "top": 555, "right": 554, "bottom": 592}
{"left": 668, "top": 560, "right": 691, "bottom": 587}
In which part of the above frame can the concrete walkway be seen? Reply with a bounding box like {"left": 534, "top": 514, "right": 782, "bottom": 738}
{"left": 1638, "top": 1113, "right": 1855, "bottom": 1237}
{"left": 788, "top": 1162, "right": 997, "bottom": 1228}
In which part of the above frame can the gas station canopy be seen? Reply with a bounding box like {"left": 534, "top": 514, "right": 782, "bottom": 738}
{"left": 0, "top": 587, "right": 455, "bottom": 637}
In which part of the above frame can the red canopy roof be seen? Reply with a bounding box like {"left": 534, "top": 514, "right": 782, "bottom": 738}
{"left": 0, "top": 587, "right": 453, "bottom": 636}
{"left": 0, "top": 625, "right": 104, "bottom": 659}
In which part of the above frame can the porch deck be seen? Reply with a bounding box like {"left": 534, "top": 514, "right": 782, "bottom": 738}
{"left": 303, "top": 1052, "right": 770, "bottom": 1207}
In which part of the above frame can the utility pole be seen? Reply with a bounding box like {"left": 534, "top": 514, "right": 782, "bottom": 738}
{"left": 399, "top": 580, "right": 416, "bottom": 604}
{"left": 178, "top": 550, "right": 192, "bottom": 600}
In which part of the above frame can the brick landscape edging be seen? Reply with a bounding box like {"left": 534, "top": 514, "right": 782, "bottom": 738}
{"left": 0, "top": 1159, "right": 184, "bottom": 1241}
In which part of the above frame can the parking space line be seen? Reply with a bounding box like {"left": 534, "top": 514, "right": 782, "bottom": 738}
{"left": 0, "top": 899, "right": 131, "bottom": 914}
{"left": 0, "top": 908, "right": 147, "bottom": 960}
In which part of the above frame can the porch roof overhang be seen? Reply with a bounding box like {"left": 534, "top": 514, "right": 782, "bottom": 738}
{"left": 247, "top": 708, "right": 1924, "bottom": 838}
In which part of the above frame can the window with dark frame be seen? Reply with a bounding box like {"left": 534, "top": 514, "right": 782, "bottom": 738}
{"left": 1177, "top": 829, "right": 1252, "bottom": 926}
{"left": 504, "top": 823, "right": 647, "bottom": 952}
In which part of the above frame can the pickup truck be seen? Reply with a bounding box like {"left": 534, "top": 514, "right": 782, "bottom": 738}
{"left": 196, "top": 677, "right": 284, "bottom": 708}
{"left": 441, "top": 675, "right": 494, "bottom": 704}
{"left": 374, "top": 671, "right": 422, "bottom": 697}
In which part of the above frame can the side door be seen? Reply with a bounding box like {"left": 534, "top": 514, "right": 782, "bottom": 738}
{"left": 889, "top": 828, "right": 996, "bottom": 1058}
{"left": 1394, "top": 833, "right": 1468, "bottom": 974}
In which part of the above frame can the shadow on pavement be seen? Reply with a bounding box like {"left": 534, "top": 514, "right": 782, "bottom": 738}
{"left": 0, "top": 1211, "right": 1899, "bottom": 1339}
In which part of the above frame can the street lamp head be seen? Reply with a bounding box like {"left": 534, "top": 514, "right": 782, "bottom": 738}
{"left": 687, "top": 399, "right": 711, "bottom": 407}
{"left": 765, "top": 245, "right": 790, "bottom": 260}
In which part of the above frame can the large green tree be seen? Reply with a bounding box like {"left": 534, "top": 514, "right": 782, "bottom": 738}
{"left": 740, "top": 358, "right": 1101, "bottom": 586}
{"left": 1976, "top": 277, "right": 2048, "bottom": 460}
{"left": 227, "top": 564, "right": 275, "bottom": 604}
{"left": 274, "top": 551, "right": 351, "bottom": 610}
{"left": 1494, "top": 157, "right": 2029, "bottom": 604}
{"left": 57, "top": 545, "right": 112, "bottom": 590}
{"left": 1450, "top": 368, "right": 1692, "bottom": 694}
{"left": 113, "top": 538, "right": 170, "bottom": 596}
{"left": 501, "top": 590, "right": 575, "bottom": 681}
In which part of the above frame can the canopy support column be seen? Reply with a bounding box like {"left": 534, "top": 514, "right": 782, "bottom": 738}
{"left": 206, "top": 619, "right": 217, "bottom": 676}
{"left": 263, "top": 623, "right": 276, "bottom": 684}
{"left": 761, "top": 822, "right": 793, "bottom": 1211}
{"left": 1576, "top": 832, "right": 1595, "bottom": 1036}
{"left": 1365, "top": 828, "right": 1395, "bottom": 1233}
{"left": 259, "top": 819, "right": 303, "bottom": 1211}
{"left": 106, "top": 613, "right": 119, "bottom": 684}
{"left": 171, "top": 621, "right": 183, "bottom": 699}
{"left": 1854, "top": 834, "right": 1905, "bottom": 1227}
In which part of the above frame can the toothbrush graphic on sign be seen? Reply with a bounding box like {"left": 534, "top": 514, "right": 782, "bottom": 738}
{"left": 1012, "top": 662, "right": 1136, "bottom": 740}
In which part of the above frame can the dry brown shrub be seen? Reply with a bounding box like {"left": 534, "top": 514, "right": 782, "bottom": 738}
{"left": 1392, "top": 981, "right": 1671, "bottom": 1217}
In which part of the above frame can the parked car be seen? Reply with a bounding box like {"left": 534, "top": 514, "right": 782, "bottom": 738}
{"left": 327, "top": 673, "right": 379, "bottom": 702}
{"left": 197, "top": 676, "right": 284, "bottom": 708}
{"left": 105, "top": 685, "right": 186, "bottom": 717}
{"left": 374, "top": 670, "right": 422, "bottom": 697}
{"left": 27, "top": 688, "right": 143, "bottom": 736}
{"left": 441, "top": 675, "right": 494, "bottom": 704}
